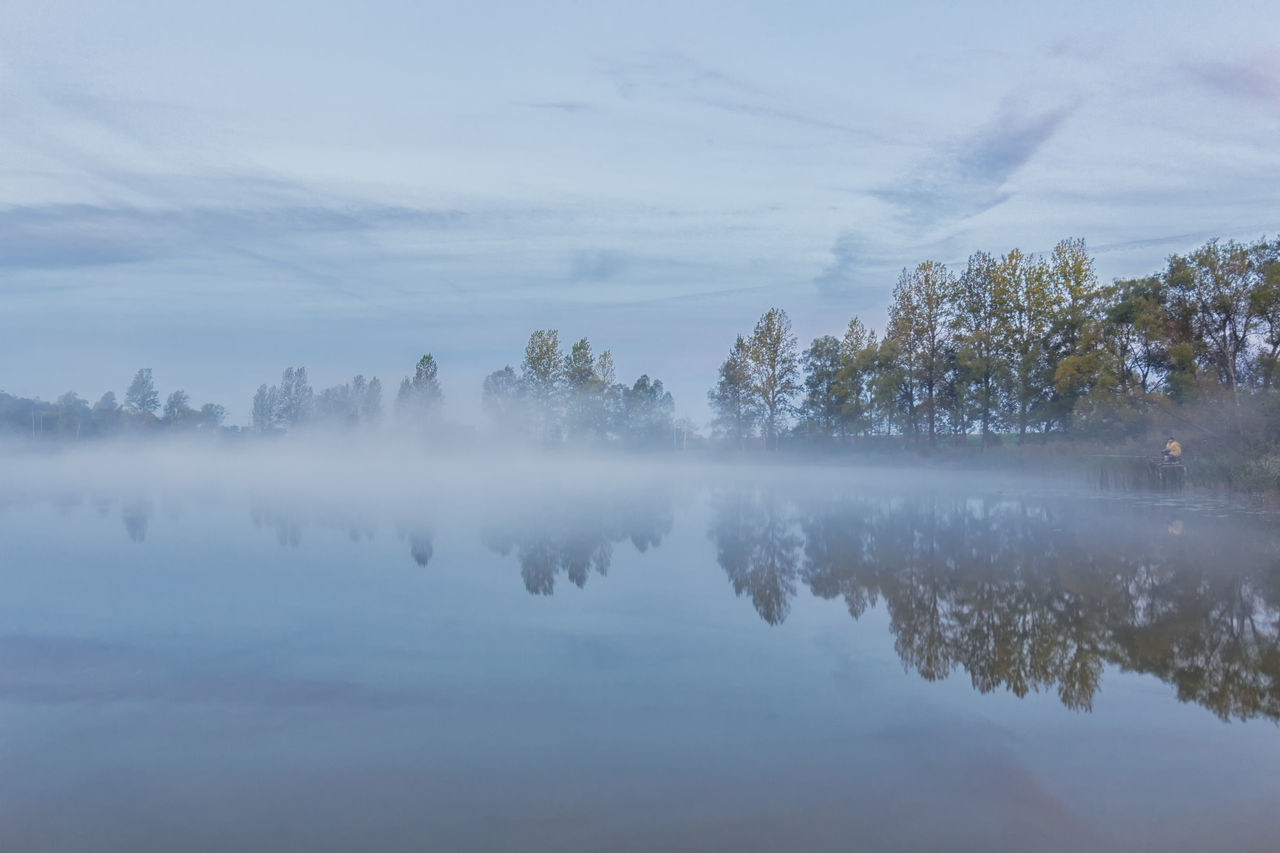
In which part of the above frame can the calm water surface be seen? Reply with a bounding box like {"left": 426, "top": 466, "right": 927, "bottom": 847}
{"left": 1, "top": 463, "right": 1277, "bottom": 852}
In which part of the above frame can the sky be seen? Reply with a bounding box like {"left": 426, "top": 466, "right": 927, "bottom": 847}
{"left": 2, "top": 0, "right": 1279, "bottom": 424}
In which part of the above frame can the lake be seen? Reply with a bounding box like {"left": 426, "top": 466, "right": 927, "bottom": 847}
{"left": 1, "top": 449, "right": 1277, "bottom": 851}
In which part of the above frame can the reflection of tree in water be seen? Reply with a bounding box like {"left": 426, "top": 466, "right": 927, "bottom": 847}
{"left": 404, "top": 525, "right": 435, "bottom": 563}
{"left": 1111, "top": 542, "right": 1280, "bottom": 722}
{"left": 249, "top": 504, "right": 377, "bottom": 549}
{"left": 250, "top": 505, "right": 303, "bottom": 547}
{"left": 708, "top": 489, "right": 802, "bottom": 625}
{"left": 711, "top": 490, "right": 1280, "bottom": 721}
{"left": 483, "top": 491, "right": 673, "bottom": 595}
{"left": 121, "top": 501, "right": 152, "bottom": 543}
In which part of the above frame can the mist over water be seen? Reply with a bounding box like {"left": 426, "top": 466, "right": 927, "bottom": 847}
{"left": 2, "top": 443, "right": 1278, "bottom": 851}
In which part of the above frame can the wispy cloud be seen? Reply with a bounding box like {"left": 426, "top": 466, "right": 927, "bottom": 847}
{"left": 515, "top": 100, "right": 600, "bottom": 115}
{"left": 596, "top": 51, "right": 882, "bottom": 139}
{"left": 0, "top": 203, "right": 468, "bottom": 271}
{"left": 872, "top": 96, "right": 1080, "bottom": 228}
{"left": 1184, "top": 54, "right": 1280, "bottom": 103}
{"left": 813, "top": 232, "right": 872, "bottom": 295}
{"left": 568, "top": 249, "right": 628, "bottom": 281}
{"left": 812, "top": 230, "right": 942, "bottom": 298}
{"left": 815, "top": 96, "right": 1079, "bottom": 296}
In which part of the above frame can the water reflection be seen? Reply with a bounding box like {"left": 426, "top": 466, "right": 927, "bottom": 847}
{"left": 22, "top": 478, "right": 1279, "bottom": 722}
{"left": 249, "top": 503, "right": 376, "bottom": 548}
{"left": 121, "top": 501, "right": 152, "bottom": 543}
{"left": 482, "top": 491, "right": 673, "bottom": 595}
{"left": 709, "top": 488, "right": 802, "bottom": 625}
{"left": 250, "top": 504, "right": 302, "bottom": 547}
{"left": 709, "top": 489, "right": 1280, "bottom": 721}
{"left": 397, "top": 524, "right": 435, "bottom": 567}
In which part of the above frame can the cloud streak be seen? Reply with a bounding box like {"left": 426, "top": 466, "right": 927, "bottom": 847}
{"left": 568, "top": 249, "right": 628, "bottom": 281}
{"left": 596, "top": 51, "right": 884, "bottom": 140}
{"left": 1184, "top": 55, "right": 1280, "bottom": 103}
{"left": 872, "top": 97, "right": 1080, "bottom": 228}
{"left": 0, "top": 203, "right": 468, "bottom": 271}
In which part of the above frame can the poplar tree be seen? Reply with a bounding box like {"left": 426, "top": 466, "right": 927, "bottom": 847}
{"left": 274, "top": 367, "right": 313, "bottom": 427}
{"left": 835, "top": 317, "right": 878, "bottom": 438}
{"left": 996, "top": 250, "right": 1054, "bottom": 443}
{"left": 521, "top": 330, "right": 563, "bottom": 442}
{"left": 621, "top": 375, "right": 675, "bottom": 448}
{"left": 124, "top": 368, "right": 159, "bottom": 416}
{"left": 952, "top": 252, "right": 1005, "bottom": 448}
{"left": 747, "top": 309, "right": 800, "bottom": 450}
{"left": 163, "top": 390, "right": 194, "bottom": 426}
{"left": 1044, "top": 238, "right": 1104, "bottom": 433}
{"left": 354, "top": 375, "right": 383, "bottom": 424}
{"left": 708, "top": 335, "right": 759, "bottom": 448}
{"left": 396, "top": 356, "right": 444, "bottom": 433}
{"left": 885, "top": 261, "right": 954, "bottom": 445}
{"left": 562, "top": 337, "right": 614, "bottom": 441}
{"left": 482, "top": 365, "right": 523, "bottom": 431}
{"left": 251, "top": 384, "right": 277, "bottom": 430}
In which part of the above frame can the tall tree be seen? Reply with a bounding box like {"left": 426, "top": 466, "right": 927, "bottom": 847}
{"left": 482, "top": 365, "right": 523, "bottom": 432}
{"left": 199, "top": 403, "right": 227, "bottom": 428}
{"left": 799, "top": 335, "right": 846, "bottom": 442}
{"left": 316, "top": 382, "right": 357, "bottom": 425}
{"left": 163, "top": 390, "right": 195, "bottom": 427}
{"left": 250, "top": 367, "right": 312, "bottom": 431}
{"left": 274, "top": 367, "right": 313, "bottom": 427}
{"left": 397, "top": 354, "right": 444, "bottom": 425}
{"left": 868, "top": 334, "right": 909, "bottom": 436}
{"left": 996, "top": 250, "right": 1054, "bottom": 443}
{"left": 885, "top": 261, "right": 954, "bottom": 445}
{"left": 748, "top": 308, "right": 800, "bottom": 450}
{"left": 563, "top": 337, "right": 597, "bottom": 390}
{"left": 1044, "top": 238, "right": 1104, "bottom": 433}
{"left": 521, "top": 330, "right": 563, "bottom": 442}
{"left": 952, "top": 252, "right": 1006, "bottom": 449}
{"left": 91, "top": 391, "right": 121, "bottom": 434}
{"left": 1252, "top": 238, "right": 1280, "bottom": 388}
{"left": 592, "top": 351, "right": 619, "bottom": 438}
{"left": 1103, "top": 276, "right": 1171, "bottom": 398}
{"left": 1165, "top": 239, "right": 1258, "bottom": 395}
{"left": 835, "top": 317, "right": 878, "bottom": 438}
{"left": 55, "top": 391, "right": 91, "bottom": 439}
{"left": 708, "top": 335, "right": 758, "bottom": 448}
{"left": 621, "top": 375, "right": 675, "bottom": 448}
{"left": 363, "top": 376, "right": 384, "bottom": 423}
{"left": 124, "top": 368, "right": 159, "bottom": 417}
{"left": 562, "top": 337, "right": 614, "bottom": 441}
{"left": 252, "top": 384, "right": 278, "bottom": 431}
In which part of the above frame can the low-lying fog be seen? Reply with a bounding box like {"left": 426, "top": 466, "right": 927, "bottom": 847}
{"left": 2, "top": 439, "right": 1278, "bottom": 852}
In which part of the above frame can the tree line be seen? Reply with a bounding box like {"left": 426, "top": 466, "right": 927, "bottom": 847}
{"left": 6, "top": 233, "right": 1277, "bottom": 460}
{"left": 1, "top": 331, "right": 684, "bottom": 448}
{"left": 248, "top": 329, "right": 685, "bottom": 448}
{"left": 0, "top": 368, "right": 229, "bottom": 440}
{"left": 481, "top": 329, "right": 685, "bottom": 448}
{"left": 710, "top": 236, "right": 1280, "bottom": 451}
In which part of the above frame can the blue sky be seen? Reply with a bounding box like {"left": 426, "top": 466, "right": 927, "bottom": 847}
{"left": 2, "top": 0, "right": 1278, "bottom": 423}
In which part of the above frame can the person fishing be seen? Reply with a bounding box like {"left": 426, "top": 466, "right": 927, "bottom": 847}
{"left": 1163, "top": 436, "right": 1182, "bottom": 463}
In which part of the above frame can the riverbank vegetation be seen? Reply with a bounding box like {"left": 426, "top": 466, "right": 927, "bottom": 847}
{"left": 4, "top": 235, "right": 1278, "bottom": 488}
{"left": 709, "top": 235, "right": 1280, "bottom": 490}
